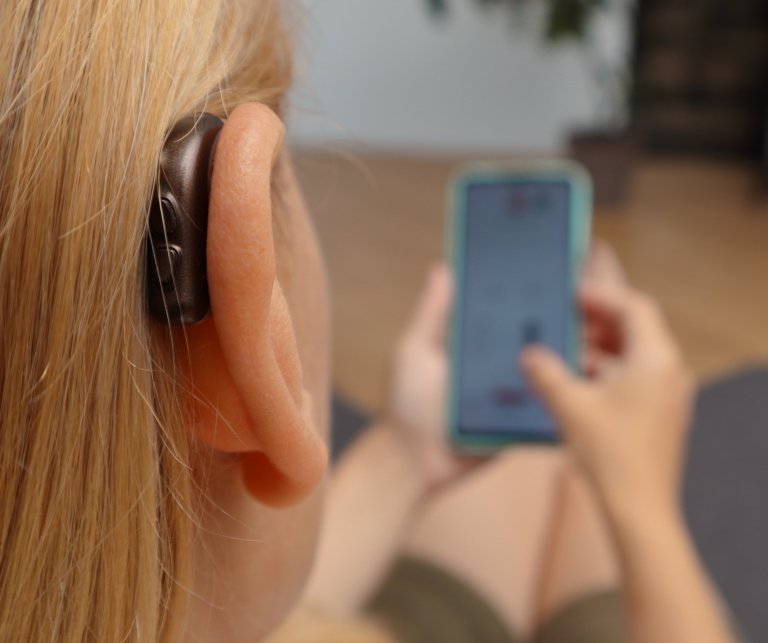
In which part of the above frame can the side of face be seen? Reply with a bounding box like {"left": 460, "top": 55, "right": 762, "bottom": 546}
{"left": 177, "top": 104, "right": 331, "bottom": 642}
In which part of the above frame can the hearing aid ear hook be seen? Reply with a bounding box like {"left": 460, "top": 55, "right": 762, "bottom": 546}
{"left": 146, "top": 113, "right": 224, "bottom": 324}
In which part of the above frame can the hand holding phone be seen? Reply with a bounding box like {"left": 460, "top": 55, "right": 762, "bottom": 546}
{"left": 447, "top": 162, "right": 592, "bottom": 451}
{"left": 387, "top": 265, "right": 485, "bottom": 492}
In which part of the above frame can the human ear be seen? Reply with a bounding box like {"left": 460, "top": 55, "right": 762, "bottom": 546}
{"left": 178, "top": 103, "right": 327, "bottom": 508}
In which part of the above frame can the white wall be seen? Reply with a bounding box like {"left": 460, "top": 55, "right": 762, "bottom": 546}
{"left": 289, "top": 0, "right": 632, "bottom": 154}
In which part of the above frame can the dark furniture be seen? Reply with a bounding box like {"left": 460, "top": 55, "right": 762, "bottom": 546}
{"left": 633, "top": 0, "right": 768, "bottom": 159}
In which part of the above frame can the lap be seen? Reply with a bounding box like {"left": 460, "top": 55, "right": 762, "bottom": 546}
{"left": 368, "top": 556, "right": 624, "bottom": 643}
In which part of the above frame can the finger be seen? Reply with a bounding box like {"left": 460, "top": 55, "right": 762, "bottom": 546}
{"left": 623, "top": 292, "right": 681, "bottom": 366}
{"left": 583, "top": 300, "right": 624, "bottom": 356}
{"left": 581, "top": 287, "right": 679, "bottom": 367}
{"left": 406, "top": 263, "right": 453, "bottom": 348}
{"left": 582, "top": 345, "right": 603, "bottom": 377}
{"left": 583, "top": 346, "right": 622, "bottom": 380}
{"left": 520, "top": 346, "right": 585, "bottom": 423}
{"left": 582, "top": 241, "right": 627, "bottom": 291}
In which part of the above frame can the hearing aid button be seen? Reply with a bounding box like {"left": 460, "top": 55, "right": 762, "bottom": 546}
{"left": 154, "top": 246, "right": 180, "bottom": 285}
{"left": 149, "top": 198, "right": 178, "bottom": 236}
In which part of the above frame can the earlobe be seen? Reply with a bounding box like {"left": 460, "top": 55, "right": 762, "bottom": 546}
{"left": 181, "top": 103, "right": 327, "bottom": 507}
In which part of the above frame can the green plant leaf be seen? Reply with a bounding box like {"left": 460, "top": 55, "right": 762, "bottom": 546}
{"left": 426, "top": 0, "right": 607, "bottom": 43}
{"left": 545, "top": 0, "right": 605, "bottom": 42}
{"left": 428, "top": 0, "right": 448, "bottom": 14}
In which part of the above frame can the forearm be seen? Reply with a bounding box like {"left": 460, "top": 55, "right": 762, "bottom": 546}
{"left": 304, "top": 422, "right": 425, "bottom": 614}
{"left": 607, "top": 498, "right": 737, "bottom": 643}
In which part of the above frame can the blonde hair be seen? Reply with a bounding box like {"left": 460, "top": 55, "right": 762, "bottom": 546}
{"left": 0, "top": 1, "right": 292, "bottom": 640}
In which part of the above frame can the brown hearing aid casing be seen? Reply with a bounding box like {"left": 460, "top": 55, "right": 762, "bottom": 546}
{"left": 146, "top": 113, "right": 223, "bottom": 324}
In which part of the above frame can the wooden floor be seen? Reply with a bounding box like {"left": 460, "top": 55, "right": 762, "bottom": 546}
{"left": 293, "top": 151, "right": 768, "bottom": 414}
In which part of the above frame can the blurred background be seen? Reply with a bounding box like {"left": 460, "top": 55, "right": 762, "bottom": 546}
{"left": 287, "top": 1, "right": 768, "bottom": 638}
{"left": 289, "top": 0, "right": 768, "bottom": 414}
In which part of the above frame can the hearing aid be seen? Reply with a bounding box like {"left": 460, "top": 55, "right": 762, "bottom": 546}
{"left": 146, "top": 113, "right": 223, "bottom": 324}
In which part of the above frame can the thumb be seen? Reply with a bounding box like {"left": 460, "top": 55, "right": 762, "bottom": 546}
{"left": 406, "top": 264, "right": 453, "bottom": 348}
{"left": 520, "top": 346, "right": 585, "bottom": 424}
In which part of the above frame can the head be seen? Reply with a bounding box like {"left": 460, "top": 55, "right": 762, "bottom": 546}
{"left": 0, "top": 2, "right": 329, "bottom": 642}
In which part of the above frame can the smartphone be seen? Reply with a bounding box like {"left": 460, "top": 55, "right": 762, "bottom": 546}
{"left": 447, "top": 161, "right": 592, "bottom": 452}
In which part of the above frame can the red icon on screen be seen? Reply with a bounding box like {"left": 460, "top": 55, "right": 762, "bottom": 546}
{"left": 507, "top": 192, "right": 528, "bottom": 214}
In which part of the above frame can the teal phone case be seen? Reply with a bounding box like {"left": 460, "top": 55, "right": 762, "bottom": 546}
{"left": 447, "top": 161, "right": 593, "bottom": 453}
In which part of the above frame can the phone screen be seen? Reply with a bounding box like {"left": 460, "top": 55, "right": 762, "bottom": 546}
{"left": 456, "top": 179, "right": 572, "bottom": 439}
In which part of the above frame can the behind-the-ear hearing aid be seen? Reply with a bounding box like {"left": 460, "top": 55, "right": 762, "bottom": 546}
{"left": 146, "top": 112, "right": 223, "bottom": 324}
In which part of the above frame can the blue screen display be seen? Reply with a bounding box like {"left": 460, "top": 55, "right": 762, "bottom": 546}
{"left": 458, "top": 180, "right": 571, "bottom": 437}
